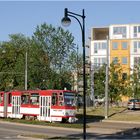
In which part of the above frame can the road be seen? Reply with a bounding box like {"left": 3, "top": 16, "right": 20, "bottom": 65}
{"left": 0, "top": 120, "right": 140, "bottom": 139}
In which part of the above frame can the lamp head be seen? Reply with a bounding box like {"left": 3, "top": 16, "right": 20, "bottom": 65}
{"left": 61, "top": 17, "right": 71, "bottom": 27}
{"left": 61, "top": 8, "right": 71, "bottom": 27}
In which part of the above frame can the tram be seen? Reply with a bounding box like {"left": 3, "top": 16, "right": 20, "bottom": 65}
{"left": 0, "top": 89, "right": 78, "bottom": 123}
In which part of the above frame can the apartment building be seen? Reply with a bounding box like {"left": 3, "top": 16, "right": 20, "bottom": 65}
{"left": 91, "top": 24, "right": 140, "bottom": 77}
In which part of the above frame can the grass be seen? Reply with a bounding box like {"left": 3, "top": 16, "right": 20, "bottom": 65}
{"left": 77, "top": 106, "right": 126, "bottom": 117}
{"left": 78, "top": 106, "right": 140, "bottom": 122}
{"left": 0, "top": 117, "right": 85, "bottom": 129}
{"left": 0, "top": 106, "right": 140, "bottom": 130}
{"left": 107, "top": 109, "right": 140, "bottom": 122}
{"left": 108, "top": 113, "right": 140, "bottom": 121}
{"left": 76, "top": 106, "right": 140, "bottom": 122}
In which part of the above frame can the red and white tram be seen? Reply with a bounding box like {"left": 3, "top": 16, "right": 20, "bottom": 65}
{"left": 0, "top": 89, "right": 78, "bottom": 123}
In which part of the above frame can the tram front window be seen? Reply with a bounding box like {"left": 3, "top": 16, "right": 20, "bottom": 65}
{"left": 64, "top": 92, "right": 76, "bottom": 106}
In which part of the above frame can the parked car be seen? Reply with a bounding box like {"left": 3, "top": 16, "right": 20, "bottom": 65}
{"left": 94, "top": 96, "right": 105, "bottom": 107}
{"left": 127, "top": 99, "right": 140, "bottom": 110}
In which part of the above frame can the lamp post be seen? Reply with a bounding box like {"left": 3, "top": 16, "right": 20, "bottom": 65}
{"left": 77, "top": 45, "right": 79, "bottom": 93}
{"left": 61, "top": 8, "right": 86, "bottom": 140}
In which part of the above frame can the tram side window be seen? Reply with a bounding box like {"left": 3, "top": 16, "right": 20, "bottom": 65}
{"left": 21, "top": 94, "right": 30, "bottom": 104}
{"left": 59, "top": 92, "right": 64, "bottom": 106}
{"left": 30, "top": 93, "right": 39, "bottom": 105}
{"left": 0, "top": 93, "right": 3, "bottom": 103}
{"left": 52, "top": 93, "right": 58, "bottom": 106}
{"left": 8, "top": 93, "right": 12, "bottom": 104}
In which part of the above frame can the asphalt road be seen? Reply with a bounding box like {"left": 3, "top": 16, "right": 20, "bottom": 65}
{"left": 0, "top": 120, "right": 140, "bottom": 139}
{"left": 0, "top": 121, "right": 83, "bottom": 140}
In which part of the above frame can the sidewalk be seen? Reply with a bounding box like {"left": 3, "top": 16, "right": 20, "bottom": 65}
{"left": 86, "top": 118, "right": 140, "bottom": 135}
{"left": 102, "top": 119, "right": 140, "bottom": 124}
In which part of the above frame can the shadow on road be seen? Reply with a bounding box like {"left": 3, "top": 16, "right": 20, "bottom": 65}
{"left": 76, "top": 114, "right": 104, "bottom": 124}
{"left": 57, "top": 127, "right": 140, "bottom": 139}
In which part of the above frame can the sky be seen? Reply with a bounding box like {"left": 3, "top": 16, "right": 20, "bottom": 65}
{"left": 0, "top": 1, "right": 140, "bottom": 52}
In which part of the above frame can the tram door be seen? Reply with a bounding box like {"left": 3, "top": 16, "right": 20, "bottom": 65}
{"left": 39, "top": 96, "right": 51, "bottom": 121}
{"left": 12, "top": 96, "right": 21, "bottom": 118}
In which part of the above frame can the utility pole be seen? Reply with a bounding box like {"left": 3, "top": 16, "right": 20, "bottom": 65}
{"left": 105, "top": 35, "right": 109, "bottom": 119}
{"left": 90, "top": 64, "right": 95, "bottom": 108}
{"left": 25, "top": 50, "right": 28, "bottom": 90}
{"left": 89, "top": 37, "right": 95, "bottom": 109}
{"left": 77, "top": 45, "right": 79, "bottom": 93}
{"left": 4, "top": 93, "right": 8, "bottom": 118}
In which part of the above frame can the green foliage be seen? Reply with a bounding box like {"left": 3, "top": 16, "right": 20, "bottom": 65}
{"left": 0, "top": 34, "right": 28, "bottom": 90}
{"left": 130, "top": 64, "right": 140, "bottom": 98}
{"left": 94, "top": 65, "right": 106, "bottom": 97}
{"left": 0, "top": 23, "right": 82, "bottom": 91}
{"left": 32, "top": 23, "right": 79, "bottom": 90}
{"left": 92, "top": 62, "right": 131, "bottom": 103}
{"left": 109, "top": 62, "right": 130, "bottom": 102}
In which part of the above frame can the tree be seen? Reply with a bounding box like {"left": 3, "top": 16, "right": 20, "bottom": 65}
{"left": 0, "top": 34, "right": 29, "bottom": 90}
{"left": 32, "top": 23, "right": 79, "bottom": 90}
{"left": 93, "top": 65, "right": 106, "bottom": 98}
{"left": 0, "top": 23, "right": 82, "bottom": 91}
{"left": 109, "top": 62, "right": 130, "bottom": 103}
{"left": 130, "top": 64, "right": 140, "bottom": 98}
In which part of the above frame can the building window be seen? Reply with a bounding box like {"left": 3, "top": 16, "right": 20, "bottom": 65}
{"left": 134, "top": 57, "right": 140, "bottom": 65}
{"left": 94, "top": 57, "right": 106, "bottom": 67}
{"left": 133, "top": 26, "right": 140, "bottom": 37}
{"left": 102, "top": 58, "right": 107, "bottom": 64}
{"left": 122, "top": 57, "right": 127, "bottom": 64}
{"left": 134, "top": 41, "right": 137, "bottom": 52}
{"left": 94, "top": 42, "right": 107, "bottom": 53}
{"left": 122, "top": 73, "right": 127, "bottom": 80}
{"left": 94, "top": 58, "right": 97, "bottom": 66}
{"left": 102, "top": 42, "right": 107, "bottom": 49}
{"left": 112, "top": 57, "right": 118, "bottom": 64}
{"left": 138, "top": 42, "right": 140, "bottom": 48}
{"left": 122, "top": 42, "right": 128, "bottom": 50}
{"left": 133, "top": 41, "right": 140, "bottom": 53}
{"left": 113, "top": 26, "right": 126, "bottom": 37}
{"left": 94, "top": 43, "right": 98, "bottom": 53}
{"left": 112, "top": 42, "right": 118, "bottom": 50}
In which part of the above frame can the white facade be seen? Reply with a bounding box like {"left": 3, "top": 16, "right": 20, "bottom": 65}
{"left": 130, "top": 24, "right": 140, "bottom": 39}
{"left": 110, "top": 24, "right": 130, "bottom": 39}
{"left": 91, "top": 40, "right": 108, "bottom": 69}
{"left": 91, "top": 24, "right": 140, "bottom": 73}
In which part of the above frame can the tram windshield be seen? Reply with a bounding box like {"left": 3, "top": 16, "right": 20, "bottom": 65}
{"left": 64, "top": 92, "right": 76, "bottom": 106}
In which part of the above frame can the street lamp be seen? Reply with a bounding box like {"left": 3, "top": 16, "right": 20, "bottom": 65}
{"left": 61, "top": 8, "right": 86, "bottom": 140}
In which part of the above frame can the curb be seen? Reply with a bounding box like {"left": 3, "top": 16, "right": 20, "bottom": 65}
{"left": 102, "top": 119, "right": 140, "bottom": 124}
{"left": 17, "top": 135, "right": 43, "bottom": 140}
